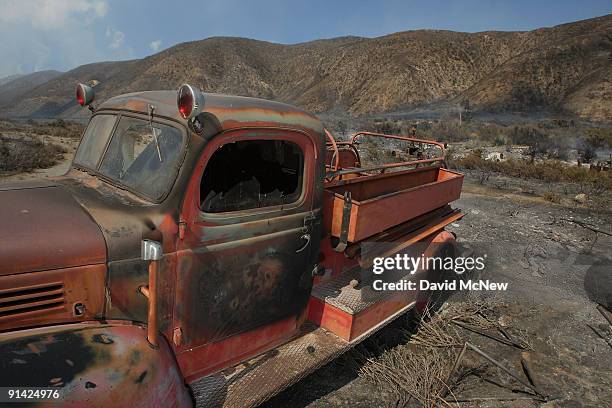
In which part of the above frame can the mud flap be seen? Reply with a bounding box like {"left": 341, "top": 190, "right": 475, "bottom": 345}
{"left": 332, "top": 191, "right": 352, "bottom": 253}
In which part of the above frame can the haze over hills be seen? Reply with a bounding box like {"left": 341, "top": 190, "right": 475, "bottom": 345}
{"left": 0, "top": 15, "right": 610, "bottom": 121}
{"left": 0, "top": 74, "right": 24, "bottom": 86}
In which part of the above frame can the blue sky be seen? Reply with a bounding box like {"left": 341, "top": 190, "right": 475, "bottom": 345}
{"left": 0, "top": 0, "right": 610, "bottom": 78}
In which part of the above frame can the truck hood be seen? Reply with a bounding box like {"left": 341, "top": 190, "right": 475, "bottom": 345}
{"left": 0, "top": 180, "right": 107, "bottom": 276}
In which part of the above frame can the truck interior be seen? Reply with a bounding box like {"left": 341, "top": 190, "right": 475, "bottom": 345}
{"left": 200, "top": 140, "right": 303, "bottom": 212}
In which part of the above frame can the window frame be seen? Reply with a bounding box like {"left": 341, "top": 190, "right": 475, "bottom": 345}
{"left": 197, "top": 128, "right": 313, "bottom": 220}
{"left": 72, "top": 111, "right": 189, "bottom": 203}
{"left": 73, "top": 113, "right": 119, "bottom": 171}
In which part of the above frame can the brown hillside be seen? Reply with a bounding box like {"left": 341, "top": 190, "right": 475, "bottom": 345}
{"left": 0, "top": 70, "right": 62, "bottom": 107}
{"left": 1, "top": 15, "right": 610, "bottom": 120}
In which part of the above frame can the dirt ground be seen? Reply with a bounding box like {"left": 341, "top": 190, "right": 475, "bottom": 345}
{"left": 264, "top": 179, "right": 612, "bottom": 408}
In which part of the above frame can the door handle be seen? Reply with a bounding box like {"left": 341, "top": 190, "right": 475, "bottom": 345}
{"left": 296, "top": 234, "right": 311, "bottom": 253}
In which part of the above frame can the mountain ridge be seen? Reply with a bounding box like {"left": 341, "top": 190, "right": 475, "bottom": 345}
{"left": 0, "top": 70, "right": 63, "bottom": 108}
{"left": 0, "top": 14, "right": 610, "bottom": 121}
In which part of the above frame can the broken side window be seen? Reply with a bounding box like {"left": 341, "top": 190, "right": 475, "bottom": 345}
{"left": 200, "top": 140, "right": 303, "bottom": 213}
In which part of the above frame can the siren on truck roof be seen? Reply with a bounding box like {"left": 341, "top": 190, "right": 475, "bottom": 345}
{"left": 76, "top": 83, "right": 95, "bottom": 110}
{"left": 177, "top": 84, "right": 205, "bottom": 120}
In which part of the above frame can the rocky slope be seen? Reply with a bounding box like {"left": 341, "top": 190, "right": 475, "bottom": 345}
{"left": 1, "top": 15, "right": 610, "bottom": 120}
{"left": 0, "top": 71, "right": 62, "bottom": 108}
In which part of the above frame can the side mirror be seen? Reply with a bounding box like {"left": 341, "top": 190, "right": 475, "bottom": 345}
{"left": 76, "top": 83, "right": 95, "bottom": 108}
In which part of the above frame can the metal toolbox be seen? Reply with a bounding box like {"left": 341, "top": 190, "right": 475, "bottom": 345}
{"left": 324, "top": 166, "right": 463, "bottom": 243}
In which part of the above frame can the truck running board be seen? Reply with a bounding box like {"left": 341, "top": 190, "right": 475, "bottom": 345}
{"left": 189, "top": 273, "right": 416, "bottom": 407}
{"left": 189, "top": 323, "right": 347, "bottom": 408}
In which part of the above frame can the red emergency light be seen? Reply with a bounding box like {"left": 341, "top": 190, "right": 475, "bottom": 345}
{"left": 177, "top": 84, "right": 204, "bottom": 120}
{"left": 76, "top": 83, "right": 95, "bottom": 107}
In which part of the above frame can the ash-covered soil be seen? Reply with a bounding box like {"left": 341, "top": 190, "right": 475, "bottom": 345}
{"left": 264, "top": 181, "right": 612, "bottom": 408}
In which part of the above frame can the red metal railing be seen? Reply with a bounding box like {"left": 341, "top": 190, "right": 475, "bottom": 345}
{"left": 324, "top": 129, "right": 446, "bottom": 179}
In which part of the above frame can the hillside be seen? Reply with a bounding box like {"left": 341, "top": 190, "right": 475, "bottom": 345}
{"left": 0, "top": 74, "right": 23, "bottom": 86}
{"left": 0, "top": 15, "right": 610, "bottom": 120}
{"left": 0, "top": 71, "right": 63, "bottom": 108}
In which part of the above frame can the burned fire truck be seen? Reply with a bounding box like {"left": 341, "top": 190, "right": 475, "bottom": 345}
{"left": 0, "top": 83, "right": 463, "bottom": 407}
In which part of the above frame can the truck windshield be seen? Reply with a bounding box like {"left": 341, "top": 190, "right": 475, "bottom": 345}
{"left": 74, "top": 114, "right": 185, "bottom": 201}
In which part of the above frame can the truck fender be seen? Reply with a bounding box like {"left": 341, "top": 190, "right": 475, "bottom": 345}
{"left": 0, "top": 322, "right": 192, "bottom": 408}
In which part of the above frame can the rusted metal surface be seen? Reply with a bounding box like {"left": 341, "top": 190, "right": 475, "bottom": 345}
{"left": 309, "top": 228, "right": 458, "bottom": 341}
{"left": 324, "top": 129, "right": 340, "bottom": 172}
{"left": 324, "top": 167, "right": 463, "bottom": 242}
{"left": 139, "top": 259, "right": 160, "bottom": 347}
{"left": 178, "top": 314, "right": 303, "bottom": 382}
{"left": 0, "top": 321, "right": 192, "bottom": 407}
{"left": 0, "top": 264, "right": 106, "bottom": 331}
{"left": 0, "top": 90, "right": 326, "bottom": 376}
{"left": 325, "top": 146, "right": 361, "bottom": 172}
{"left": 328, "top": 157, "right": 446, "bottom": 178}
{"left": 189, "top": 323, "right": 348, "bottom": 408}
{"left": 189, "top": 291, "right": 426, "bottom": 408}
{"left": 99, "top": 91, "right": 323, "bottom": 137}
{"left": 174, "top": 126, "right": 325, "bottom": 378}
{"left": 308, "top": 265, "right": 414, "bottom": 341}
{"left": 327, "top": 165, "right": 440, "bottom": 197}
{"left": 359, "top": 210, "right": 464, "bottom": 270}
{"left": 0, "top": 180, "right": 107, "bottom": 275}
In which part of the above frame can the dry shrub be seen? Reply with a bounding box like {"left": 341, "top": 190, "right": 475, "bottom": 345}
{"left": 357, "top": 297, "right": 516, "bottom": 407}
{"left": 0, "top": 135, "right": 67, "bottom": 173}
{"left": 42, "top": 119, "right": 85, "bottom": 139}
{"left": 455, "top": 150, "right": 612, "bottom": 191}
{"left": 429, "top": 119, "right": 470, "bottom": 143}
{"left": 440, "top": 296, "right": 504, "bottom": 325}
{"left": 0, "top": 119, "right": 84, "bottom": 139}
{"left": 409, "top": 307, "right": 463, "bottom": 348}
{"left": 362, "top": 119, "right": 403, "bottom": 135}
{"left": 543, "top": 191, "right": 561, "bottom": 203}
{"left": 359, "top": 137, "right": 417, "bottom": 167}
{"left": 360, "top": 346, "right": 459, "bottom": 408}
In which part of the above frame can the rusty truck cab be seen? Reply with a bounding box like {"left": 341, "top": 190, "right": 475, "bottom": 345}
{"left": 85, "top": 91, "right": 326, "bottom": 378}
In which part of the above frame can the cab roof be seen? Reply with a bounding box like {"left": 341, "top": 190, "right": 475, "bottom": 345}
{"left": 97, "top": 90, "right": 323, "bottom": 136}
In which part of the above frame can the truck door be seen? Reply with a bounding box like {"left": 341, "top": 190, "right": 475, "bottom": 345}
{"left": 175, "top": 128, "right": 319, "bottom": 352}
